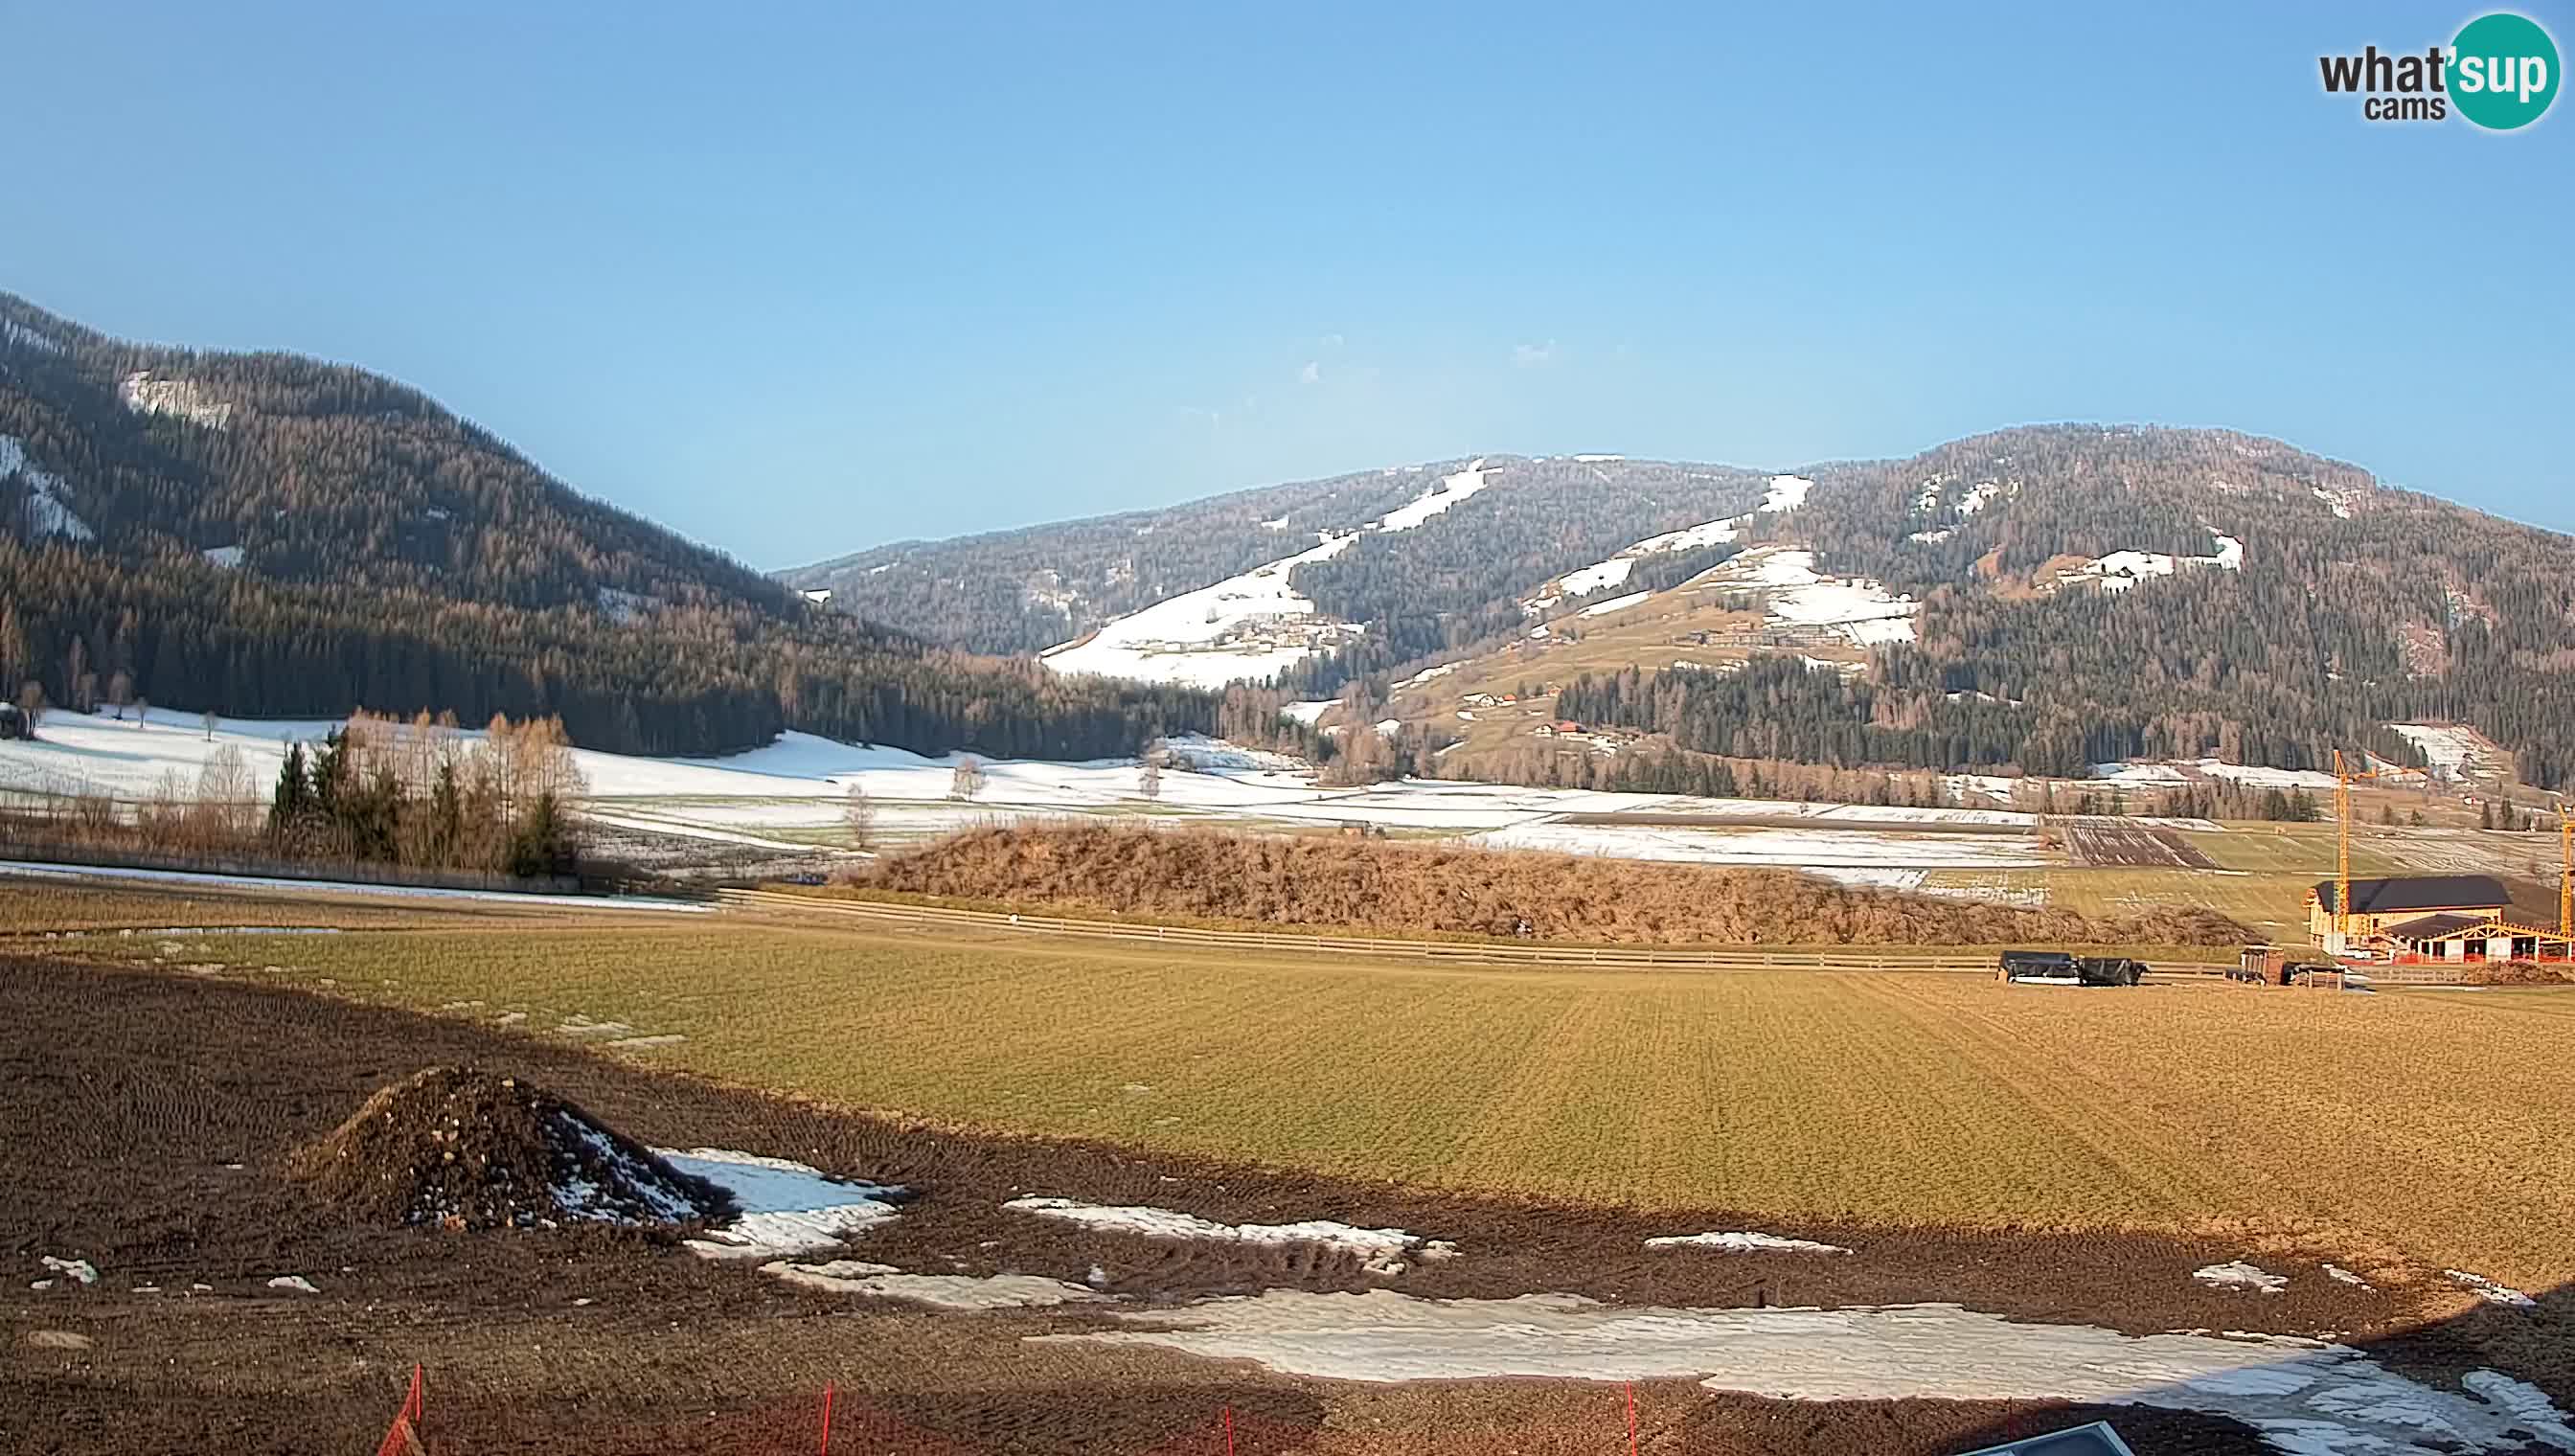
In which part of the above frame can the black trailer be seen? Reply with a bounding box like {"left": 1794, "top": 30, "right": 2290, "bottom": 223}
{"left": 1999, "top": 951, "right": 2146, "bottom": 987}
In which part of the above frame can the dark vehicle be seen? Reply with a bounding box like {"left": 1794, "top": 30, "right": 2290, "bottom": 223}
{"left": 2077, "top": 957, "right": 2148, "bottom": 986}
{"left": 1999, "top": 951, "right": 2145, "bottom": 987}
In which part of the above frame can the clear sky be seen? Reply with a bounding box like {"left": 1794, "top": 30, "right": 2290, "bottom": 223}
{"left": 6, "top": 2, "right": 2569, "bottom": 567}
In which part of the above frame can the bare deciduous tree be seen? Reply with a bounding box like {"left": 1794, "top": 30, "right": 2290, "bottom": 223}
{"left": 949, "top": 756, "right": 987, "bottom": 802}
{"left": 843, "top": 782, "right": 876, "bottom": 850}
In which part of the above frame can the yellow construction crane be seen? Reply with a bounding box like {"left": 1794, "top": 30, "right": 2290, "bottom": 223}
{"left": 2559, "top": 802, "right": 2571, "bottom": 942}
{"left": 2332, "top": 749, "right": 2432, "bottom": 947}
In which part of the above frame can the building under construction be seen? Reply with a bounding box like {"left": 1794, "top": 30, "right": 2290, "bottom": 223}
{"left": 2313, "top": 748, "right": 2575, "bottom": 965}
{"left": 2310, "top": 875, "right": 2575, "bottom": 964}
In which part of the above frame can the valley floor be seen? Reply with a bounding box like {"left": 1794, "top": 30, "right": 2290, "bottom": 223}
{"left": 6, "top": 879, "right": 2572, "bottom": 1455}
{"left": 5, "top": 710, "right": 2556, "bottom": 937}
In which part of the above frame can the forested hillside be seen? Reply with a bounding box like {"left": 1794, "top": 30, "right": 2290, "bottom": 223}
{"left": 794, "top": 422, "right": 2575, "bottom": 789}
{"left": 0, "top": 291, "right": 1205, "bottom": 758}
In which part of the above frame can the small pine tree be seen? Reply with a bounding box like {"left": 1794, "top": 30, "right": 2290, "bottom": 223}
{"left": 269, "top": 743, "right": 312, "bottom": 833}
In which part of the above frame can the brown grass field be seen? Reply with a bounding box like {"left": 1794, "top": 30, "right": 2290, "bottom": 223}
{"left": 8, "top": 876, "right": 2575, "bottom": 1454}
{"left": 15, "top": 878, "right": 2572, "bottom": 1292}
{"left": 15, "top": 947, "right": 2418, "bottom": 1456}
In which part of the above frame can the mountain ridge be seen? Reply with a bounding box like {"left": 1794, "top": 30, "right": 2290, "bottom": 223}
{"left": 784, "top": 424, "right": 2575, "bottom": 789}
{"left": 0, "top": 289, "right": 1207, "bottom": 760}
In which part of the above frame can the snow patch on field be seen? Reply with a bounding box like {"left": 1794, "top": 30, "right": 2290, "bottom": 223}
{"left": 1556, "top": 556, "right": 1636, "bottom": 598}
{"left": 2444, "top": 1271, "right": 2537, "bottom": 1309}
{"left": 1647, "top": 1232, "right": 1850, "bottom": 1255}
{"left": 1037, "top": 1290, "right": 2575, "bottom": 1455}
{"left": 38, "top": 1257, "right": 98, "bottom": 1286}
{"left": 1476, "top": 821, "right": 2048, "bottom": 870}
{"left": 1004, "top": 1197, "right": 1455, "bottom": 1277}
{"left": 1725, "top": 548, "right": 1920, "bottom": 648}
{"left": 201, "top": 545, "right": 244, "bottom": 568}
{"left": 2389, "top": 724, "right": 2485, "bottom": 781}
{"left": 2195, "top": 1262, "right": 2288, "bottom": 1295}
{"left": 2088, "top": 759, "right": 2337, "bottom": 791}
{"left": 764, "top": 1260, "right": 1106, "bottom": 1308}
{"left": 1280, "top": 700, "right": 1335, "bottom": 726}
{"left": 0, "top": 858, "right": 714, "bottom": 912}
{"left": 2199, "top": 762, "right": 2337, "bottom": 791}
{"left": 658, "top": 1149, "right": 907, "bottom": 1261}
{"left": 1578, "top": 590, "right": 1652, "bottom": 619}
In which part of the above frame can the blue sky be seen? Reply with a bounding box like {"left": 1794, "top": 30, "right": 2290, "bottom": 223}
{"left": 6, "top": 1, "right": 2569, "bottom": 566}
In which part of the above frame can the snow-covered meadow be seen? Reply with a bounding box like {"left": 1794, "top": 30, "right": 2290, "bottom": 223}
{"left": 1, "top": 703, "right": 2098, "bottom": 872}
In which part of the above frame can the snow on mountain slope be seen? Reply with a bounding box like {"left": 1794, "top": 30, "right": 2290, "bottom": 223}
{"left": 1759, "top": 474, "right": 1813, "bottom": 512}
{"left": 2055, "top": 530, "right": 2244, "bottom": 593}
{"left": 1039, "top": 530, "right": 1365, "bottom": 689}
{"left": 2388, "top": 723, "right": 2495, "bottom": 782}
{"left": 1579, "top": 590, "right": 1652, "bottom": 619}
{"left": 1530, "top": 515, "right": 1747, "bottom": 608}
{"left": 0, "top": 434, "right": 93, "bottom": 540}
{"left": 1736, "top": 548, "right": 1920, "bottom": 647}
{"left": 1375, "top": 461, "right": 1491, "bottom": 533}
{"left": 1042, "top": 462, "right": 1497, "bottom": 687}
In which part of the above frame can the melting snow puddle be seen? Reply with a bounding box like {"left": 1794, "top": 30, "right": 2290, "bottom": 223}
{"left": 2195, "top": 1262, "right": 2289, "bottom": 1295}
{"left": 44, "top": 926, "right": 344, "bottom": 940}
{"left": 1647, "top": 1231, "right": 1851, "bottom": 1256}
{"left": 763, "top": 1259, "right": 1106, "bottom": 1309}
{"left": 657, "top": 1149, "right": 907, "bottom": 1261}
{"left": 36, "top": 1258, "right": 97, "bottom": 1286}
{"left": 1004, "top": 1197, "right": 1456, "bottom": 1276}
{"left": 1035, "top": 1290, "right": 2575, "bottom": 1456}
{"left": 556, "top": 1016, "right": 635, "bottom": 1037}
{"left": 2444, "top": 1270, "right": 2538, "bottom": 1308}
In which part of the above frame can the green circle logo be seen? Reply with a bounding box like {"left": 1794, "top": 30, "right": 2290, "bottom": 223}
{"left": 2451, "top": 12, "right": 2560, "bottom": 129}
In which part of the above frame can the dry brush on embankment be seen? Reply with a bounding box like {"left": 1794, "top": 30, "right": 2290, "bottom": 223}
{"left": 857, "top": 825, "right": 2248, "bottom": 948}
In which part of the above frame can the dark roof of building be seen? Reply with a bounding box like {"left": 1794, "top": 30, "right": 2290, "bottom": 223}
{"left": 2312, "top": 875, "right": 2508, "bottom": 916}
{"left": 2381, "top": 912, "right": 2494, "bottom": 941}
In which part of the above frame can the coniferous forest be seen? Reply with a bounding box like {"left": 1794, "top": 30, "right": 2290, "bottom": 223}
{"left": 0, "top": 292, "right": 1207, "bottom": 759}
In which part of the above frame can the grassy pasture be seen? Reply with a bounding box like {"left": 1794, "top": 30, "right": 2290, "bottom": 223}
{"left": 44, "top": 899, "right": 2572, "bottom": 1290}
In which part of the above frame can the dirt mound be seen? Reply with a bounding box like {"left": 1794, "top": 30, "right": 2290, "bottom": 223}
{"left": 860, "top": 825, "right": 2250, "bottom": 948}
{"left": 292, "top": 1066, "right": 732, "bottom": 1231}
